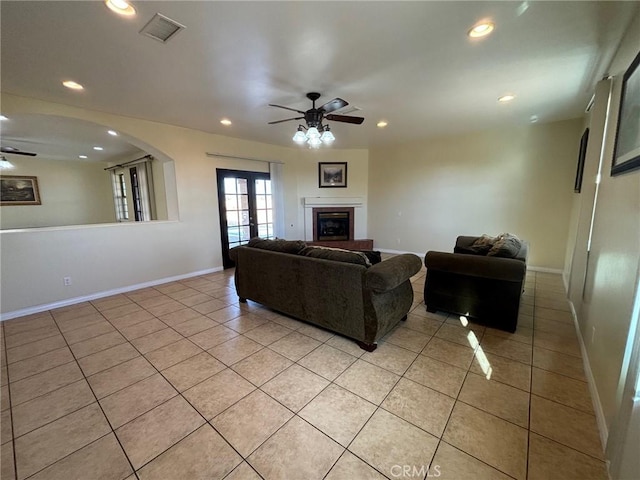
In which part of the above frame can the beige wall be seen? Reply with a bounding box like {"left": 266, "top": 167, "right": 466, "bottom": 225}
{"left": 0, "top": 156, "right": 116, "bottom": 229}
{"left": 565, "top": 11, "right": 640, "bottom": 447}
{"left": 0, "top": 94, "right": 369, "bottom": 316}
{"left": 368, "top": 119, "right": 582, "bottom": 268}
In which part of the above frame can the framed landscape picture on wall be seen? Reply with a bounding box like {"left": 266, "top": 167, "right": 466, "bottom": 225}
{"left": 611, "top": 50, "right": 640, "bottom": 176}
{"left": 319, "top": 162, "right": 347, "bottom": 188}
{"left": 0, "top": 175, "right": 41, "bottom": 206}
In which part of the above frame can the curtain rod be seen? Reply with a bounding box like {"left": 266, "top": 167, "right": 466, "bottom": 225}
{"left": 104, "top": 154, "right": 154, "bottom": 171}
{"left": 206, "top": 152, "right": 283, "bottom": 164}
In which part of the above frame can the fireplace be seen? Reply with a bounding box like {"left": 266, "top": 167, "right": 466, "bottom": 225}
{"left": 312, "top": 207, "right": 354, "bottom": 242}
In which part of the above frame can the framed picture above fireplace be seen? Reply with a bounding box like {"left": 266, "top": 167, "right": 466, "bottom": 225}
{"left": 319, "top": 162, "right": 347, "bottom": 188}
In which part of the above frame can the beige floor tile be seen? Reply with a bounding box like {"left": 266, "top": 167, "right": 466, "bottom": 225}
{"left": 4, "top": 315, "right": 55, "bottom": 337}
{"left": 528, "top": 432, "right": 608, "bottom": 480}
{"left": 12, "top": 380, "right": 94, "bottom": 437}
{"left": 404, "top": 355, "right": 466, "bottom": 398}
{"left": 207, "top": 305, "right": 243, "bottom": 324}
{"left": 107, "top": 310, "right": 155, "bottom": 330}
{"left": 300, "top": 384, "right": 376, "bottom": 446}
{"left": 261, "top": 364, "right": 329, "bottom": 412}
{"left": 87, "top": 356, "right": 156, "bottom": 399}
{"left": 535, "top": 296, "right": 570, "bottom": 312}
{"left": 361, "top": 343, "right": 418, "bottom": 376}
{"left": 1, "top": 365, "right": 7, "bottom": 387}
{"left": 421, "top": 337, "right": 475, "bottom": 370}
{"left": 207, "top": 336, "right": 263, "bottom": 366}
{"left": 1, "top": 440, "right": 15, "bottom": 480}
{"left": 223, "top": 313, "right": 269, "bottom": 333}
{"left": 115, "top": 395, "right": 205, "bottom": 469}
{"left": 485, "top": 324, "right": 533, "bottom": 346}
{"left": 6, "top": 335, "right": 66, "bottom": 364}
{"left": 532, "top": 346, "right": 586, "bottom": 381}
{"left": 531, "top": 367, "right": 592, "bottom": 413}
{"left": 1, "top": 385, "right": 9, "bottom": 412}
{"left": 383, "top": 326, "right": 431, "bottom": 353}
{"left": 119, "top": 318, "right": 167, "bottom": 341}
{"left": 529, "top": 395, "right": 604, "bottom": 459}
{"left": 189, "top": 325, "right": 239, "bottom": 349}
{"left": 534, "top": 317, "right": 576, "bottom": 337}
{"left": 382, "top": 378, "right": 454, "bottom": 437}
{"left": 69, "top": 331, "right": 127, "bottom": 359}
{"left": 4, "top": 326, "right": 60, "bottom": 350}
{"left": 78, "top": 342, "right": 140, "bottom": 377}
{"left": 91, "top": 294, "right": 133, "bottom": 312}
{"left": 224, "top": 462, "right": 262, "bottom": 480}
{"left": 243, "top": 321, "right": 293, "bottom": 346}
{"left": 402, "top": 313, "right": 444, "bottom": 336}
{"left": 248, "top": 416, "right": 344, "bottom": 480}
{"left": 325, "top": 450, "right": 387, "bottom": 480}
{"left": 137, "top": 425, "right": 241, "bottom": 480}
{"left": 55, "top": 312, "right": 105, "bottom": 334}
{"left": 100, "top": 374, "right": 177, "bottom": 428}
{"left": 144, "top": 338, "right": 202, "bottom": 370}
{"left": 51, "top": 303, "right": 97, "bottom": 322}
{"left": 269, "top": 313, "right": 305, "bottom": 330}
{"left": 534, "top": 307, "right": 573, "bottom": 323}
{"left": 63, "top": 321, "right": 115, "bottom": 345}
{"left": 1, "top": 409, "right": 12, "bottom": 445}
{"left": 147, "top": 299, "right": 191, "bottom": 317}
{"left": 268, "top": 331, "right": 321, "bottom": 361}
{"left": 161, "top": 352, "right": 226, "bottom": 391}
{"left": 432, "top": 441, "right": 513, "bottom": 480}
{"left": 135, "top": 294, "right": 174, "bottom": 309}
{"left": 100, "top": 303, "right": 145, "bottom": 321}
{"left": 534, "top": 330, "right": 581, "bottom": 358}
{"left": 296, "top": 323, "right": 335, "bottom": 342}
{"left": 170, "top": 317, "right": 218, "bottom": 337}
{"left": 325, "top": 334, "right": 366, "bottom": 357}
{"left": 177, "top": 292, "right": 214, "bottom": 307}
{"left": 10, "top": 362, "right": 84, "bottom": 406}
{"left": 458, "top": 372, "right": 530, "bottom": 427}
{"left": 435, "top": 323, "right": 484, "bottom": 347}
{"left": 130, "top": 328, "right": 183, "bottom": 354}
{"left": 211, "top": 390, "right": 293, "bottom": 457}
{"left": 349, "top": 409, "right": 439, "bottom": 479}
{"left": 442, "top": 402, "right": 528, "bottom": 480}
{"left": 8, "top": 347, "right": 74, "bottom": 382}
{"left": 470, "top": 349, "right": 532, "bottom": 391}
{"left": 157, "top": 307, "right": 202, "bottom": 327}
{"left": 28, "top": 433, "right": 133, "bottom": 480}
{"left": 192, "top": 299, "right": 228, "bottom": 315}
{"left": 299, "top": 344, "right": 357, "bottom": 380}
{"left": 480, "top": 335, "right": 533, "bottom": 365}
{"left": 231, "top": 348, "right": 292, "bottom": 386}
{"left": 335, "top": 359, "right": 400, "bottom": 405}
{"left": 183, "top": 368, "right": 255, "bottom": 419}
{"left": 14, "top": 403, "right": 111, "bottom": 479}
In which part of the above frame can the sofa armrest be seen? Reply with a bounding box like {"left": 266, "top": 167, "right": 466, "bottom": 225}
{"left": 365, "top": 254, "right": 422, "bottom": 293}
{"left": 425, "top": 251, "right": 525, "bottom": 282}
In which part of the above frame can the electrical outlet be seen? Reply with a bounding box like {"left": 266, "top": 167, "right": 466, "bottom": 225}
{"left": 63, "top": 276, "right": 72, "bottom": 286}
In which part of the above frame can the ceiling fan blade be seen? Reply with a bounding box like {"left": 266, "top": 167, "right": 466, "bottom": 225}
{"left": 268, "top": 104, "right": 306, "bottom": 114}
{"left": 325, "top": 114, "right": 364, "bottom": 125}
{"left": 268, "top": 117, "right": 304, "bottom": 125}
{"left": 1, "top": 146, "right": 37, "bottom": 156}
{"left": 318, "top": 98, "right": 347, "bottom": 114}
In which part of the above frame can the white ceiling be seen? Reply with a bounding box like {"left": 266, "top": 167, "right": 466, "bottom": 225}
{"left": 1, "top": 1, "right": 638, "bottom": 151}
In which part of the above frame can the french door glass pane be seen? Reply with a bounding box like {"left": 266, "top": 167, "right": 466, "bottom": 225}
{"left": 225, "top": 194, "right": 238, "bottom": 210}
{"left": 237, "top": 179, "right": 248, "bottom": 194}
{"left": 224, "top": 177, "right": 236, "bottom": 194}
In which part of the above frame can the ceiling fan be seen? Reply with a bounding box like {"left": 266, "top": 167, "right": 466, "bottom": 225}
{"left": 1, "top": 146, "right": 37, "bottom": 156}
{"left": 268, "top": 92, "right": 364, "bottom": 147}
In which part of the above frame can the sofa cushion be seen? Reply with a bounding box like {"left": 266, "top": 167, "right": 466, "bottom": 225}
{"left": 355, "top": 250, "right": 382, "bottom": 265}
{"left": 247, "top": 238, "right": 306, "bottom": 254}
{"left": 299, "top": 245, "right": 371, "bottom": 267}
{"left": 469, "top": 234, "right": 497, "bottom": 254}
{"left": 487, "top": 233, "right": 522, "bottom": 258}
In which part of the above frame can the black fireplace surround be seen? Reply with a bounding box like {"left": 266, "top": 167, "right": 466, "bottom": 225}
{"left": 317, "top": 211, "right": 350, "bottom": 241}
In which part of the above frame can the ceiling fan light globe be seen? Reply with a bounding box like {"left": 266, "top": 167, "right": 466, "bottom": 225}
{"left": 306, "top": 127, "right": 320, "bottom": 139}
{"left": 321, "top": 130, "right": 335, "bottom": 144}
{"left": 292, "top": 130, "right": 307, "bottom": 143}
{"left": 307, "top": 137, "right": 322, "bottom": 148}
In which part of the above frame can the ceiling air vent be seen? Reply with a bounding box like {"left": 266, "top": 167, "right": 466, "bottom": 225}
{"left": 139, "top": 13, "right": 185, "bottom": 43}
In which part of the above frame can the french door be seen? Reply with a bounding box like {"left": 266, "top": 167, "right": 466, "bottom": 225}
{"left": 216, "top": 169, "right": 273, "bottom": 268}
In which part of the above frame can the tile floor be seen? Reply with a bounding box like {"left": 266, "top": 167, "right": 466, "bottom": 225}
{"left": 0, "top": 262, "right": 608, "bottom": 479}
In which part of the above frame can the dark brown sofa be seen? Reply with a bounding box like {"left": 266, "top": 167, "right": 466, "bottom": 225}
{"left": 229, "top": 241, "right": 422, "bottom": 351}
{"left": 424, "top": 235, "right": 528, "bottom": 332}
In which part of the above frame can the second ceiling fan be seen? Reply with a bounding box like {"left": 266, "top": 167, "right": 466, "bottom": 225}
{"left": 268, "top": 92, "right": 364, "bottom": 147}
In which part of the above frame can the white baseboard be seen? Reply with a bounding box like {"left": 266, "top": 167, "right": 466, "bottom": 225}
{"left": 0, "top": 267, "right": 224, "bottom": 321}
{"left": 377, "top": 248, "right": 426, "bottom": 257}
{"left": 526, "top": 266, "right": 564, "bottom": 274}
{"left": 569, "top": 299, "right": 610, "bottom": 450}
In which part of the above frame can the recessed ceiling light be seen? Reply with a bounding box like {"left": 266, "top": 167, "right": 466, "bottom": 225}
{"left": 79, "top": 155, "right": 88, "bottom": 159}
{"left": 105, "top": 0, "right": 136, "bottom": 16}
{"left": 93, "top": 146, "right": 104, "bottom": 151}
{"left": 62, "top": 80, "right": 84, "bottom": 90}
{"left": 107, "top": 130, "right": 118, "bottom": 136}
{"left": 220, "top": 119, "right": 232, "bottom": 126}
{"left": 468, "top": 22, "right": 495, "bottom": 38}
{"left": 498, "top": 94, "right": 516, "bottom": 103}
{"left": 0, "top": 115, "right": 7, "bottom": 121}
{"left": 377, "top": 121, "right": 388, "bottom": 128}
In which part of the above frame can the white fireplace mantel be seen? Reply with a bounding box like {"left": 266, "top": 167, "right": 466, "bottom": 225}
{"left": 303, "top": 197, "right": 365, "bottom": 241}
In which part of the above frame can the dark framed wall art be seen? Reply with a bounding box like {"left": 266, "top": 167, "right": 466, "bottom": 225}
{"left": 319, "top": 162, "right": 347, "bottom": 188}
{"left": 0, "top": 175, "right": 41, "bottom": 206}
{"left": 611, "top": 50, "right": 640, "bottom": 176}
{"left": 574, "top": 128, "right": 589, "bottom": 193}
